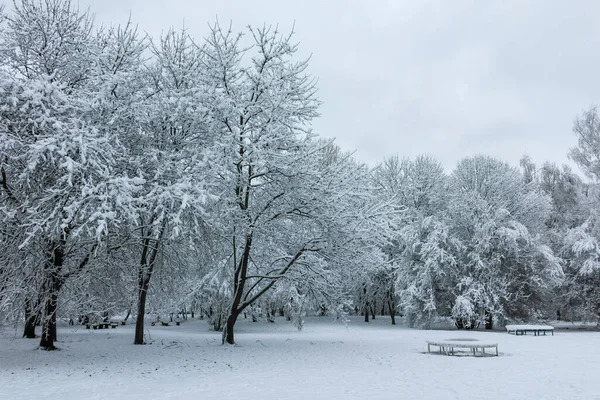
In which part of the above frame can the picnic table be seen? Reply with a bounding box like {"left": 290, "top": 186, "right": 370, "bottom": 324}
{"left": 426, "top": 338, "right": 498, "bottom": 356}
{"left": 505, "top": 324, "right": 554, "bottom": 336}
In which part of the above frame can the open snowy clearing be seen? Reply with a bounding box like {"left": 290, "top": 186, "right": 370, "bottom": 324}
{"left": 1, "top": 317, "right": 599, "bottom": 400}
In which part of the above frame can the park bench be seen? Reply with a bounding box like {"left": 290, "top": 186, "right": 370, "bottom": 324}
{"left": 86, "top": 322, "right": 110, "bottom": 329}
{"left": 151, "top": 319, "right": 182, "bottom": 326}
{"left": 426, "top": 338, "right": 498, "bottom": 357}
{"left": 505, "top": 324, "right": 554, "bottom": 336}
{"left": 85, "top": 319, "right": 119, "bottom": 330}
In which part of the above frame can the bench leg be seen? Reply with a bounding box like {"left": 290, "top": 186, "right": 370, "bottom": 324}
{"left": 428, "top": 344, "right": 431, "bottom": 353}
{"left": 495, "top": 346, "right": 498, "bottom": 356}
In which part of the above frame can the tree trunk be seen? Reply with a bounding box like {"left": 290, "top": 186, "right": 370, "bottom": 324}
{"left": 39, "top": 240, "right": 64, "bottom": 350}
{"left": 364, "top": 305, "right": 369, "bottom": 323}
{"left": 223, "top": 313, "right": 238, "bottom": 345}
{"left": 485, "top": 311, "right": 493, "bottom": 330}
{"left": 134, "top": 279, "right": 149, "bottom": 345}
{"left": 23, "top": 299, "right": 37, "bottom": 338}
{"left": 371, "top": 306, "right": 376, "bottom": 320}
{"left": 133, "top": 219, "right": 165, "bottom": 345}
{"left": 39, "top": 282, "right": 59, "bottom": 349}
{"left": 222, "top": 233, "right": 253, "bottom": 345}
{"left": 388, "top": 300, "right": 396, "bottom": 326}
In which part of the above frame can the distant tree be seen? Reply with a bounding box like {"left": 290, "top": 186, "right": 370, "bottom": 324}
{"left": 448, "top": 156, "right": 562, "bottom": 328}
{"left": 373, "top": 155, "right": 452, "bottom": 328}
{"left": 562, "top": 211, "right": 600, "bottom": 323}
{"left": 563, "top": 106, "right": 600, "bottom": 322}
{"left": 570, "top": 106, "right": 600, "bottom": 181}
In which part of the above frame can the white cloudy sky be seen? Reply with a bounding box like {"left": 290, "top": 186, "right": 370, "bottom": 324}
{"left": 74, "top": 0, "right": 600, "bottom": 170}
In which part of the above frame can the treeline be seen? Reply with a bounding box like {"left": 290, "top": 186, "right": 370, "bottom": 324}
{"left": 0, "top": 1, "right": 599, "bottom": 351}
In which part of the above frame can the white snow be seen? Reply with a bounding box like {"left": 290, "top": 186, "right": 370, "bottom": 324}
{"left": 1, "top": 316, "right": 599, "bottom": 400}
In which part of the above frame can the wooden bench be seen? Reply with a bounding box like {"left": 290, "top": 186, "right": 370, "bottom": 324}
{"left": 505, "top": 324, "right": 554, "bottom": 336}
{"left": 426, "top": 338, "right": 498, "bottom": 356}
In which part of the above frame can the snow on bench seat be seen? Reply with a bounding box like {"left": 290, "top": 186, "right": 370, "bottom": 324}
{"left": 426, "top": 338, "right": 498, "bottom": 356}
{"left": 505, "top": 325, "right": 554, "bottom": 336}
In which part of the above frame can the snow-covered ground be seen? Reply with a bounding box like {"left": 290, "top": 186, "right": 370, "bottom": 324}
{"left": 1, "top": 316, "right": 599, "bottom": 400}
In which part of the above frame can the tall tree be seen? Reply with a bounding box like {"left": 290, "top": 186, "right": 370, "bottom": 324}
{"left": 104, "top": 26, "right": 212, "bottom": 344}
{"left": 0, "top": 0, "right": 119, "bottom": 349}
{"left": 198, "top": 24, "right": 394, "bottom": 343}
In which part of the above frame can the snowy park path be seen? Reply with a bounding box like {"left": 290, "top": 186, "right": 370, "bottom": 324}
{"left": 1, "top": 316, "right": 599, "bottom": 400}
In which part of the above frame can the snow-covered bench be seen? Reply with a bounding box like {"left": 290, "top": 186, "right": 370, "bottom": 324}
{"left": 505, "top": 324, "right": 554, "bottom": 336}
{"left": 426, "top": 338, "right": 498, "bottom": 356}
{"left": 151, "top": 319, "right": 181, "bottom": 326}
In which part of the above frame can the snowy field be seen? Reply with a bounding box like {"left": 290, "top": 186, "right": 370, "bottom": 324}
{"left": 1, "top": 317, "right": 599, "bottom": 400}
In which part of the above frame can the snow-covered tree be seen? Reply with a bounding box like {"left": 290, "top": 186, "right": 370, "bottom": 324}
{"left": 562, "top": 212, "right": 600, "bottom": 322}
{"left": 0, "top": 0, "right": 120, "bottom": 349}
{"left": 373, "top": 155, "right": 452, "bottom": 327}
{"left": 570, "top": 106, "right": 600, "bottom": 181}
{"left": 96, "top": 25, "right": 214, "bottom": 344}
{"left": 447, "top": 156, "right": 562, "bottom": 328}
{"left": 195, "top": 24, "right": 394, "bottom": 343}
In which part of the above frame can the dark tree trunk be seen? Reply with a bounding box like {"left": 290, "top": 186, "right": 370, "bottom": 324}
{"left": 388, "top": 300, "right": 396, "bottom": 326}
{"left": 133, "top": 219, "right": 164, "bottom": 345}
{"left": 362, "top": 285, "right": 369, "bottom": 322}
{"left": 39, "top": 240, "right": 65, "bottom": 350}
{"left": 134, "top": 279, "right": 150, "bottom": 344}
{"left": 371, "top": 306, "right": 376, "bottom": 320}
{"left": 39, "top": 282, "right": 60, "bottom": 349}
{"left": 224, "top": 313, "right": 238, "bottom": 345}
{"left": 223, "top": 233, "right": 253, "bottom": 345}
{"left": 23, "top": 299, "right": 37, "bottom": 338}
{"left": 485, "top": 311, "right": 493, "bottom": 330}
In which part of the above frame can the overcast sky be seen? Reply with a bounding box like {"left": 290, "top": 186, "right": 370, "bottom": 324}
{"left": 75, "top": 0, "right": 600, "bottom": 171}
